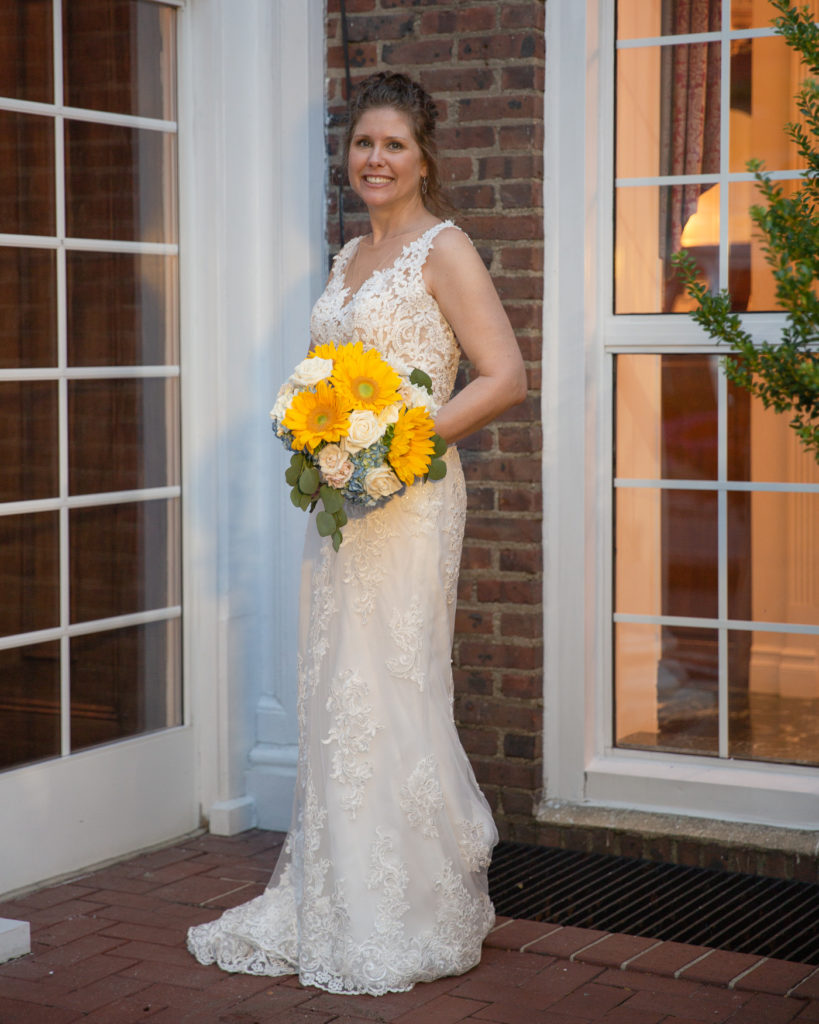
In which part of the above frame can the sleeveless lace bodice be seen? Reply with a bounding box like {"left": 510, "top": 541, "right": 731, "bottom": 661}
{"left": 310, "top": 221, "right": 462, "bottom": 405}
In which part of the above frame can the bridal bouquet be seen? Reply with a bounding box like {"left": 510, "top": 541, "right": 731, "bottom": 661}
{"left": 270, "top": 341, "right": 447, "bottom": 550}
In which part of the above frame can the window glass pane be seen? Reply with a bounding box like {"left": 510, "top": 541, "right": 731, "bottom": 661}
{"left": 615, "top": 185, "right": 713, "bottom": 313}
{"left": 70, "top": 619, "right": 181, "bottom": 753}
{"left": 0, "top": 111, "right": 55, "bottom": 236}
{"left": 70, "top": 498, "right": 180, "bottom": 624}
{"left": 728, "top": 491, "right": 819, "bottom": 625}
{"left": 616, "top": 354, "right": 719, "bottom": 480}
{"left": 618, "top": 0, "right": 721, "bottom": 39}
{"left": 615, "top": 622, "right": 719, "bottom": 756}
{"left": 67, "top": 252, "right": 178, "bottom": 366}
{"left": 728, "top": 378, "right": 819, "bottom": 483}
{"left": 63, "top": 0, "right": 176, "bottom": 120}
{"left": 0, "top": 382, "right": 58, "bottom": 502}
{"left": 615, "top": 487, "right": 718, "bottom": 617}
{"left": 69, "top": 378, "right": 179, "bottom": 495}
{"left": 0, "top": 0, "right": 53, "bottom": 103}
{"left": 730, "top": 36, "right": 808, "bottom": 173}
{"left": 616, "top": 43, "right": 721, "bottom": 179}
{"left": 729, "top": 629, "right": 819, "bottom": 766}
{"left": 0, "top": 512, "right": 59, "bottom": 637}
{"left": 732, "top": 0, "right": 819, "bottom": 30}
{"left": 728, "top": 179, "right": 811, "bottom": 312}
{"left": 0, "top": 641, "right": 61, "bottom": 771}
{"left": 65, "top": 121, "right": 177, "bottom": 243}
{"left": 0, "top": 248, "right": 57, "bottom": 368}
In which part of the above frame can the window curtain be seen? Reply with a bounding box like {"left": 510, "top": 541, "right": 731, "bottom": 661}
{"left": 659, "top": 0, "right": 721, "bottom": 294}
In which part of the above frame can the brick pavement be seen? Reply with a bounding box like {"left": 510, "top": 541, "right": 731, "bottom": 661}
{"left": 1, "top": 829, "right": 818, "bottom": 1023}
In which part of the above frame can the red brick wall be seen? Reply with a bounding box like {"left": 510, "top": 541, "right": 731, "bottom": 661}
{"left": 326, "top": 0, "right": 545, "bottom": 839}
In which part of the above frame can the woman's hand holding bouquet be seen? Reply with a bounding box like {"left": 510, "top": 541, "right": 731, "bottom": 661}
{"left": 270, "top": 341, "right": 447, "bottom": 550}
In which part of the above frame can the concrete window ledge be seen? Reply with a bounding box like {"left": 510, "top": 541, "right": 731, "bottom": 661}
{"left": 527, "top": 801, "right": 819, "bottom": 881}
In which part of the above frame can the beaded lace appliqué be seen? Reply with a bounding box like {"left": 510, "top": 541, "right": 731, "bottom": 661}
{"left": 387, "top": 598, "right": 425, "bottom": 690}
{"left": 399, "top": 756, "right": 444, "bottom": 838}
{"left": 323, "top": 669, "right": 380, "bottom": 818}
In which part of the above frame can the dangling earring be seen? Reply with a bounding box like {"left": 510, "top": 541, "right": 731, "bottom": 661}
{"left": 421, "top": 176, "right": 428, "bottom": 196}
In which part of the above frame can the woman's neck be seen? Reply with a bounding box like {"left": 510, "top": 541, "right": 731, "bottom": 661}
{"left": 366, "top": 200, "right": 437, "bottom": 246}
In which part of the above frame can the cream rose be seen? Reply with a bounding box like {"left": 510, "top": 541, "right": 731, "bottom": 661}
{"left": 290, "top": 355, "right": 333, "bottom": 388}
{"left": 344, "top": 410, "right": 387, "bottom": 453}
{"left": 270, "top": 382, "right": 296, "bottom": 425}
{"left": 364, "top": 465, "right": 403, "bottom": 499}
{"left": 317, "top": 443, "right": 354, "bottom": 488}
{"left": 377, "top": 401, "right": 402, "bottom": 427}
{"left": 400, "top": 382, "right": 439, "bottom": 415}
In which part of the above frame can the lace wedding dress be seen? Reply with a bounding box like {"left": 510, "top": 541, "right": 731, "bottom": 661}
{"left": 187, "top": 221, "right": 498, "bottom": 995}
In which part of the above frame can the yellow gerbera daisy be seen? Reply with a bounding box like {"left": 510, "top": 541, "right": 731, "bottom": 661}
{"left": 310, "top": 341, "right": 340, "bottom": 362}
{"left": 331, "top": 341, "right": 402, "bottom": 413}
{"left": 387, "top": 406, "right": 436, "bottom": 486}
{"left": 283, "top": 379, "right": 350, "bottom": 452}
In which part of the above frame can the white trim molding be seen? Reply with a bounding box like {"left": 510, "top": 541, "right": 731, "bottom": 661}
{"left": 179, "top": 0, "right": 325, "bottom": 836}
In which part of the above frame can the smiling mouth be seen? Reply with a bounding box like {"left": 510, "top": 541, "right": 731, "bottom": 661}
{"left": 363, "top": 175, "right": 392, "bottom": 184}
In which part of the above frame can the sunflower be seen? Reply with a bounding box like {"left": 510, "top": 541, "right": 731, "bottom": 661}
{"left": 283, "top": 379, "right": 350, "bottom": 452}
{"left": 387, "top": 406, "right": 436, "bottom": 486}
{"left": 331, "top": 341, "right": 402, "bottom": 413}
{"left": 310, "top": 341, "right": 340, "bottom": 362}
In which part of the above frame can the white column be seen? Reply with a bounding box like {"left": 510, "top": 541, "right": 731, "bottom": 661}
{"left": 181, "top": 0, "right": 325, "bottom": 836}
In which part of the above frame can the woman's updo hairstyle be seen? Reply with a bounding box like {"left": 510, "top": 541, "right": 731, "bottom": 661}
{"left": 344, "top": 71, "right": 453, "bottom": 218}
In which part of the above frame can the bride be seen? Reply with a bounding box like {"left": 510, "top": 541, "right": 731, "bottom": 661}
{"left": 188, "top": 71, "right": 527, "bottom": 996}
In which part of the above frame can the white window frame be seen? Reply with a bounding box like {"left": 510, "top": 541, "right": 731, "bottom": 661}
{"left": 540, "top": 0, "right": 819, "bottom": 831}
{"left": 0, "top": 0, "right": 182, "bottom": 756}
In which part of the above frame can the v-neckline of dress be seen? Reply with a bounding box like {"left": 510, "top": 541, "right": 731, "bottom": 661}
{"left": 337, "top": 222, "right": 446, "bottom": 312}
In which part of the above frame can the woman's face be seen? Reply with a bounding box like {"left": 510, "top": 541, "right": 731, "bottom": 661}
{"left": 347, "top": 106, "right": 427, "bottom": 212}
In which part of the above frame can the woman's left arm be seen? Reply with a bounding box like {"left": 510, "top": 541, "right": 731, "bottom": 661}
{"left": 424, "top": 228, "right": 528, "bottom": 444}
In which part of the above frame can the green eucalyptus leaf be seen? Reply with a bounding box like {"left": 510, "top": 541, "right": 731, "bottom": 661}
{"left": 299, "top": 466, "right": 319, "bottom": 495}
{"left": 290, "top": 486, "right": 302, "bottom": 508}
{"left": 316, "top": 510, "right": 336, "bottom": 536}
{"left": 427, "top": 458, "right": 447, "bottom": 481}
{"left": 320, "top": 485, "right": 344, "bottom": 514}
{"left": 332, "top": 530, "right": 342, "bottom": 552}
{"left": 334, "top": 508, "right": 348, "bottom": 528}
{"left": 299, "top": 492, "right": 312, "bottom": 511}
{"left": 409, "top": 367, "right": 433, "bottom": 394}
{"left": 284, "top": 464, "right": 300, "bottom": 486}
{"left": 432, "top": 433, "right": 447, "bottom": 457}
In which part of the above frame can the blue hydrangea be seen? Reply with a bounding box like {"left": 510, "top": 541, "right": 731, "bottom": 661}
{"left": 343, "top": 439, "right": 400, "bottom": 508}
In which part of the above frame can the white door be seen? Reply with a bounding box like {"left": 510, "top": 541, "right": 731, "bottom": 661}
{"left": 0, "top": 0, "right": 196, "bottom": 895}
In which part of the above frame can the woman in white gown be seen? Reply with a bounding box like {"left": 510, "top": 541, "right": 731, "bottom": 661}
{"left": 187, "top": 71, "right": 527, "bottom": 996}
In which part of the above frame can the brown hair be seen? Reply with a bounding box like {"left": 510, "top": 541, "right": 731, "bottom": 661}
{"left": 344, "top": 71, "right": 454, "bottom": 218}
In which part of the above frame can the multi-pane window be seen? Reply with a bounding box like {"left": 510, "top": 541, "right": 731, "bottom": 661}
{"left": 0, "top": 0, "right": 181, "bottom": 770}
{"left": 612, "top": 0, "right": 819, "bottom": 766}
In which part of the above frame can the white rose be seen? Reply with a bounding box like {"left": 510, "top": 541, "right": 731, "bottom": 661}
{"left": 317, "top": 444, "right": 354, "bottom": 488}
{"left": 269, "top": 382, "right": 296, "bottom": 423}
{"left": 364, "top": 465, "right": 403, "bottom": 499}
{"left": 386, "top": 355, "right": 413, "bottom": 378}
{"left": 290, "top": 356, "right": 333, "bottom": 388}
{"left": 378, "top": 402, "right": 402, "bottom": 427}
{"left": 345, "top": 410, "right": 387, "bottom": 453}
{"left": 400, "top": 382, "right": 439, "bottom": 415}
